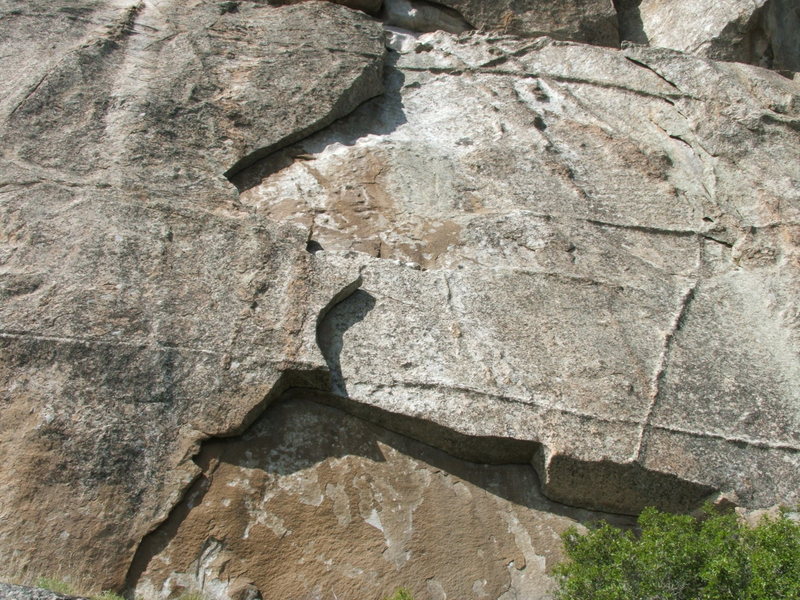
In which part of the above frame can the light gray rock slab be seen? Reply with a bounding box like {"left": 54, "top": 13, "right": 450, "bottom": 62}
{"left": 240, "top": 31, "right": 800, "bottom": 515}
{"left": 1, "top": 6, "right": 799, "bottom": 597}
{"left": 621, "top": 0, "right": 800, "bottom": 71}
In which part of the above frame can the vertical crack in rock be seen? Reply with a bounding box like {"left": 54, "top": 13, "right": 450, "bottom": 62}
{"left": 634, "top": 280, "right": 698, "bottom": 461}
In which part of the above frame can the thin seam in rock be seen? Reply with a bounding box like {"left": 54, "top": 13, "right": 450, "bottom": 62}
{"left": 650, "top": 423, "right": 800, "bottom": 453}
{"left": 398, "top": 65, "right": 695, "bottom": 101}
{"left": 0, "top": 330, "right": 223, "bottom": 357}
{"left": 634, "top": 279, "right": 698, "bottom": 461}
{"left": 346, "top": 379, "right": 643, "bottom": 427}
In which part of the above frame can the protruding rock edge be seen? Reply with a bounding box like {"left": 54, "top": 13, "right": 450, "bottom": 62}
{"left": 222, "top": 48, "right": 387, "bottom": 180}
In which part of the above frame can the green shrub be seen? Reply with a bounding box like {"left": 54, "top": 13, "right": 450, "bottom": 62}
{"left": 555, "top": 506, "right": 800, "bottom": 600}
{"left": 383, "top": 588, "right": 414, "bottom": 600}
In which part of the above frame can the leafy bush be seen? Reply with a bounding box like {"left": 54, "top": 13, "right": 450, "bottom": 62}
{"left": 555, "top": 506, "right": 800, "bottom": 600}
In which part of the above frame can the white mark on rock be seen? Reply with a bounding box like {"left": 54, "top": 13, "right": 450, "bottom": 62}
{"left": 365, "top": 508, "right": 384, "bottom": 532}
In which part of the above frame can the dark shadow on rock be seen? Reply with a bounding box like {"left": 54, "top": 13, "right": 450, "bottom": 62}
{"left": 231, "top": 51, "right": 408, "bottom": 193}
{"left": 125, "top": 472, "right": 212, "bottom": 594}
{"left": 304, "top": 389, "right": 714, "bottom": 518}
{"left": 614, "top": 0, "right": 649, "bottom": 45}
{"left": 316, "top": 289, "right": 376, "bottom": 397}
{"left": 536, "top": 454, "right": 716, "bottom": 517}
{"left": 125, "top": 389, "right": 724, "bottom": 594}
{"left": 123, "top": 392, "right": 635, "bottom": 597}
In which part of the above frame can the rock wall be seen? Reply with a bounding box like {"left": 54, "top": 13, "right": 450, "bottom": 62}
{"left": 0, "top": 0, "right": 798, "bottom": 599}
{"left": 129, "top": 396, "right": 633, "bottom": 600}
{"left": 618, "top": 0, "right": 800, "bottom": 71}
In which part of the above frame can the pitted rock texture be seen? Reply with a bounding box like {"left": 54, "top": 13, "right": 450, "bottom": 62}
{"left": 130, "top": 396, "right": 633, "bottom": 600}
{"left": 0, "top": 0, "right": 799, "bottom": 597}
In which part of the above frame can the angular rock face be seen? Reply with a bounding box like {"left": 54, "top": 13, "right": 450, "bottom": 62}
{"left": 237, "top": 31, "right": 800, "bottom": 518}
{"left": 381, "top": 0, "right": 618, "bottom": 45}
{"left": 0, "top": 0, "right": 798, "bottom": 599}
{"left": 619, "top": 0, "right": 800, "bottom": 71}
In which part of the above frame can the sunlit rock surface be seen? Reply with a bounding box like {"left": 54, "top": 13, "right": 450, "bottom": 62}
{"left": 0, "top": 1, "right": 798, "bottom": 598}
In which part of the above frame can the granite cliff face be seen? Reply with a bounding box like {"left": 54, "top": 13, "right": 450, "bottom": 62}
{"left": 0, "top": 1, "right": 798, "bottom": 599}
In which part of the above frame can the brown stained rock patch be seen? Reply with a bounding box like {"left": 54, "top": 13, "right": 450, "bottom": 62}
{"left": 240, "top": 147, "right": 462, "bottom": 268}
{"left": 131, "top": 395, "right": 628, "bottom": 600}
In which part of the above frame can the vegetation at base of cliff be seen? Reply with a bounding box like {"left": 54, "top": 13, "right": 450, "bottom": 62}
{"left": 92, "top": 592, "right": 126, "bottom": 600}
{"left": 555, "top": 506, "right": 800, "bottom": 600}
{"left": 30, "top": 577, "right": 124, "bottom": 600}
{"left": 34, "top": 578, "right": 77, "bottom": 596}
{"left": 383, "top": 587, "right": 414, "bottom": 600}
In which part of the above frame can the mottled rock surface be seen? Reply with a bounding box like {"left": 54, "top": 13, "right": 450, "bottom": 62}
{"left": 238, "top": 29, "right": 800, "bottom": 520}
{"left": 0, "top": 0, "right": 798, "bottom": 599}
{"left": 436, "top": 0, "right": 619, "bottom": 45}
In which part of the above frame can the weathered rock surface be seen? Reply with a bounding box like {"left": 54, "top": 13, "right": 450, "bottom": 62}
{"left": 0, "top": 0, "right": 384, "bottom": 590}
{"left": 382, "top": 0, "right": 472, "bottom": 34}
{"left": 435, "top": 0, "right": 619, "bottom": 45}
{"left": 381, "top": 0, "right": 619, "bottom": 45}
{"left": 0, "top": 0, "right": 799, "bottom": 599}
{"left": 238, "top": 31, "right": 800, "bottom": 516}
{"left": 268, "top": 0, "right": 384, "bottom": 17}
{"left": 618, "top": 0, "right": 800, "bottom": 71}
{"left": 130, "top": 396, "right": 632, "bottom": 600}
